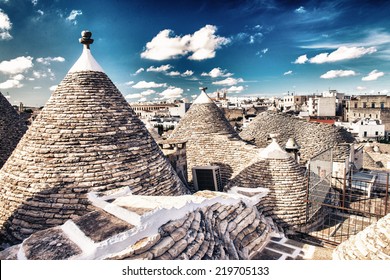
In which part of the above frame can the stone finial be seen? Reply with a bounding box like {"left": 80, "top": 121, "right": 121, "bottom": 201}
{"left": 79, "top": 30, "right": 94, "bottom": 49}
{"left": 199, "top": 87, "right": 208, "bottom": 92}
{"left": 285, "top": 137, "right": 300, "bottom": 150}
{"left": 269, "top": 133, "right": 279, "bottom": 142}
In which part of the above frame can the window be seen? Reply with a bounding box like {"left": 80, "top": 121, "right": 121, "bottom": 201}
{"left": 372, "top": 102, "right": 375, "bottom": 108}
{"left": 375, "top": 131, "right": 379, "bottom": 136}
{"left": 354, "top": 103, "right": 358, "bottom": 108}
{"left": 364, "top": 131, "right": 367, "bottom": 137}
{"left": 363, "top": 102, "right": 367, "bottom": 108}
{"left": 381, "top": 102, "right": 385, "bottom": 109}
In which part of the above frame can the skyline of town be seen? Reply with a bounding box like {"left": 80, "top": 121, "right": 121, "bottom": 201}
{"left": 0, "top": 0, "right": 390, "bottom": 106}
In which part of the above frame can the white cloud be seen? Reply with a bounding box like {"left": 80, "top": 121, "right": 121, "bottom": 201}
{"left": 141, "top": 29, "right": 188, "bottom": 60}
{"left": 212, "top": 77, "right": 244, "bottom": 86}
{"left": 139, "top": 89, "right": 156, "bottom": 96}
{"left": 297, "top": 46, "right": 377, "bottom": 64}
{"left": 141, "top": 25, "right": 230, "bottom": 61}
{"left": 295, "top": 6, "right": 306, "bottom": 14}
{"left": 33, "top": 70, "right": 45, "bottom": 79}
{"left": 284, "top": 70, "right": 293, "bottom": 75}
{"left": 32, "top": 68, "right": 55, "bottom": 80}
{"left": 133, "top": 68, "right": 144, "bottom": 75}
{"left": 146, "top": 64, "right": 172, "bottom": 72}
{"left": 125, "top": 81, "right": 134, "bottom": 86}
{"left": 0, "top": 79, "right": 22, "bottom": 89}
{"left": 49, "top": 85, "right": 57, "bottom": 91}
{"left": 138, "top": 97, "right": 147, "bottom": 102}
{"left": 159, "top": 86, "right": 184, "bottom": 99}
{"left": 0, "top": 9, "right": 12, "bottom": 40}
{"left": 226, "top": 86, "right": 244, "bottom": 93}
{"left": 33, "top": 86, "right": 42, "bottom": 90}
{"left": 201, "top": 67, "right": 232, "bottom": 78}
{"left": 125, "top": 93, "right": 143, "bottom": 99}
{"left": 132, "top": 81, "right": 167, "bottom": 89}
{"left": 362, "top": 70, "right": 384, "bottom": 81}
{"left": 294, "top": 54, "right": 308, "bottom": 64}
{"left": 232, "top": 30, "right": 264, "bottom": 45}
{"left": 188, "top": 25, "right": 230, "bottom": 60}
{"left": 11, "top": 74, "right": 25, "bottom": 81}
{"left": 181, "top": 70, "right": 194, "bottom": 77}
{"left": 320, "top": 70, "right": 357, "bottom": 79}
{"left": 167, "top": 71, "right": 180, "bottom": 76}
{"left": 66, "top": 10, "right": 82, "bottom": 25}
{"left": 0, "top": 56, "right": 33, "bottom": 74}
{"left": 356, "top": 86, "right": 366, "bottom": 91}
{"left": 36, "top": 56, "right": 65, "bottom": 65}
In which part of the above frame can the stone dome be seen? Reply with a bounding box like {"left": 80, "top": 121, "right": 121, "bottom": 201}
{"left": 169, "top": 88, "right": 239, "bottom": 141}
{"left": 239, "top": 111, "right": 355, "bottom": 163}
{"left": 168, "top": 88, "right": 255, "bottom": 187}
{"left": 226, "top": 138, "right": 307, "bottom": 230}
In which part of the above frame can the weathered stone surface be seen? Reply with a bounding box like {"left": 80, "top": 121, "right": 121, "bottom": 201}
{"left": 168, "top": 90, "right": 257, "bottom": 187}
{"left": 73, "top": 210, "right": 134, "bottom": 242}
{"left": 240, "top": 111, "right": 355, "bottom": 164}
{"left": 0, "top": 92, "right": 27, "bottom": 168}
{"left": 333, "top": 213, "right": 390, "bottom": 260}
{"left": 22, "top": 227, "right": 81, "bottom": 260}
{"left": 1, "top": 191, "right": 276, "bottom": 260}
{"left": 226, "top": 154, "right": 307, "bottom": 230}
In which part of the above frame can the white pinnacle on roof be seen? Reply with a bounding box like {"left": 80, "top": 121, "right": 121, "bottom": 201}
{"left": 68, "top": 30, "right": 104, "bottom": 73}
{"left": 193, "top": 87, "right": 214, "bottom": 104}
{"left": 259, "top": 134, "right": 290, "bottom": 159}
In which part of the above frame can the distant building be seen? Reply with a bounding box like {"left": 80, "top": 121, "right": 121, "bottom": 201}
{"left": 335, "top": 118, "right": 385, "bottom": 141}
{"left": 308, "top": 96, "right": 336, "bottom": 117}
{"left": 130, "top": 101, "right": 190, "bottom": 119}
{"left": 168, "top": 102, "right": 191, "bottom": 118}
{"left": 282, "top": 94, "right": 307, "bottom": 112}
{"left": 346, "top": 94, "right": 390, "bottom": 137}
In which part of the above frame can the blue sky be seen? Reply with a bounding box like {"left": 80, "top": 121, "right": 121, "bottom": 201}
{"left": 0, "top": 0, "right": 389, "bottom": 106}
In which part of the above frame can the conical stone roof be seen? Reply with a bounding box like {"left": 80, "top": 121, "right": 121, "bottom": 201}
{"left": 0, "top": 92, "right": 27, "bottom": 168}
{"left": 226, "top": 137, "right": 307, "bottom": 230}
{"left": 168, "top": 88, "right": 254, "bottom": 187}
{"left": 240, "top": 111, "right": 355, "bottom": 163}
{"left": 0, "top": 31, "right": 188, "bottom": 244}
{"left": 169, "top": 87, "right": 239, "bottom": 140}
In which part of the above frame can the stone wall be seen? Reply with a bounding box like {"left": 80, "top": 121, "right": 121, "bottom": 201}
{"left": 185, "top": 135, "right": 258, "bottom": 187}
{"left": 0, "top": 92, "right": 27, "bottom": 168}
{"left": 159, "top": 141, "right": 188, "bottom": 186}
{"left": 239, "top": 111, "right": 355, "bottom": 164}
